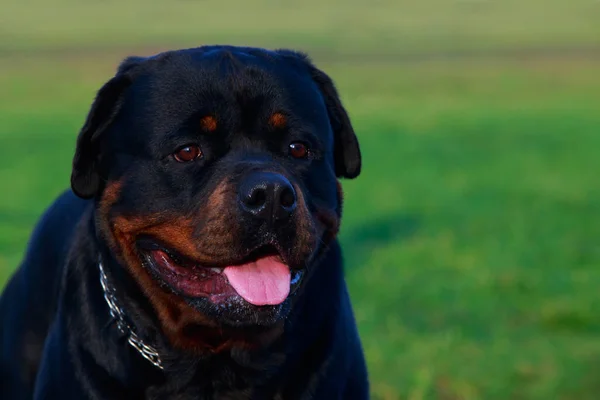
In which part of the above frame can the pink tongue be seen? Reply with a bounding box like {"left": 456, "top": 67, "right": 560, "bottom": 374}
{"left": 223, "top": 256, "right": 291, "bottom": 306}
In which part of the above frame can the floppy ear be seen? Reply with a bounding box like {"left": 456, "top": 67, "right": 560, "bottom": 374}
{"left": 117, "top": 56, "right": 148, "bottom": 74}
{"left": 70, "top": 57, "right": 144, "bottom": 199}
{"left": 277, "top": 50, "right": 361, "bottom": 179}
{"left": 70, "top": 76, "right": 130, "bottom": 198}
{"left": 309, "top": 66, "right": 362, "bottom": 179}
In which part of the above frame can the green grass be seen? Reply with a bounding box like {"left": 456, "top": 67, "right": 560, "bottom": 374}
{"left": 338, "top": 60, "right": 600, "bottom": 399}
{"left": 2, "top": 1, "right": 600, "bottom": 399}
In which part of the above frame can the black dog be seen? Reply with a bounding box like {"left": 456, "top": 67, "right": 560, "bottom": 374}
{"left": 0, "top": 46, "right": 368, "bottom": 399}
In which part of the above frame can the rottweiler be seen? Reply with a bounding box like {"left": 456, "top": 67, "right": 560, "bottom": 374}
{"left": 0, "top": 46, "right": 368, "bottom": 399}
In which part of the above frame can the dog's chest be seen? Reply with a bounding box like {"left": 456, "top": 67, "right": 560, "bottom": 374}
{"left": 143, "top": 353, "right": 288, "bottom": 400}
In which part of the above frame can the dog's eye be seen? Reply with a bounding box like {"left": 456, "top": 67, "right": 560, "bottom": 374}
{"left": 288, "top": 142, "right": 309, "bottom": 159}
{"left": 173, "top": 145, "right": 202, "bottom": 162}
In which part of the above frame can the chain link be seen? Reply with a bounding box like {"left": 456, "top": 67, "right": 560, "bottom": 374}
{"left": 98, "top": 260, "right": 164, "bottom": 370}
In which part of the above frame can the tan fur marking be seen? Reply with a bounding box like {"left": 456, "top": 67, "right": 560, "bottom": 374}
{"left": 268, "top": 112, "right": 287, "bottom": 129}
{"left": 200, "top": 115, "right": 218, "bottom": 132}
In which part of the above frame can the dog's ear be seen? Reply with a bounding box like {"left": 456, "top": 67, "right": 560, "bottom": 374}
{"left": 277, "top": 50, "right": 361, "bottom": 179}
{"left": 117, "top": 56, "right": 147, "bottom": 74}
{"left": 310, "top": 66, "right": 361, "bottom": 179}
{"left": 71, "top": 57, "right": 143, "bottom": 199}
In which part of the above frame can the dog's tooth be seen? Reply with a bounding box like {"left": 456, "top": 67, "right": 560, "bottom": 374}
{"left": 210, "top": 268, "right": 221, "bottom": 274}
{"left": 290, "top": 271, "right": 302, "bottom": 285}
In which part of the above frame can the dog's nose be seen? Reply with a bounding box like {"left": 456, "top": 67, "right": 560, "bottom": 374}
{"left": 238, "top": 172, "right": 297, "bottom": 222}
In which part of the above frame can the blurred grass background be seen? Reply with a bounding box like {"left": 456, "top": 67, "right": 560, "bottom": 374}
{"left": 2, "top": 0, "right": 600, "bottom": 398}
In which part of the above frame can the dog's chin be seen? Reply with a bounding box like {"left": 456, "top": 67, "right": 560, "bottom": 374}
{"left": 184, "top": 295, "right": 291, "bottom": 327}
{"left": 135, "top": 238, "right": 307, "bottom": 327}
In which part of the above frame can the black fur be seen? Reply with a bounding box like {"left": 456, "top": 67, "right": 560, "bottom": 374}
{"left": 0, "top": 46, "right": 368, "bottom": 399}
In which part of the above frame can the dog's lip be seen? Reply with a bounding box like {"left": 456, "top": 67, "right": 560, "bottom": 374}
{"left": 135, "top": 236, "right": 290, "bottom": 270}
{"left": 135, "top": 236, "right": 305, "bottom": 301}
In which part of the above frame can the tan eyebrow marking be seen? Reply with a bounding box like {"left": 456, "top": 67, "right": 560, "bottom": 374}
{"left": 200, "top": 115, "right": 217, "bottom": 132}
{"left": 268, "top": 112, "right": 287, "bottom": 129}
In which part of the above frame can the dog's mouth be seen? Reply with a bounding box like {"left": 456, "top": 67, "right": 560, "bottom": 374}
{"left": 136, "top": 237, "right": 304, "bottom": 306}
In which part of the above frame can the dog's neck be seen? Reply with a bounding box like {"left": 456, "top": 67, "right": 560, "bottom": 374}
{"left": 98, "top": 256, "right": 164, "bottom": 369}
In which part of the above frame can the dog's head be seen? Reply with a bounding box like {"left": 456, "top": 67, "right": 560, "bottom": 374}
{"left": 71, "top": 46, "right": 360, "bottom": 350}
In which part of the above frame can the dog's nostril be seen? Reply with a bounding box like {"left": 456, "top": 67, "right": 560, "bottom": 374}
{"left": 238, "top": 172, "right": 296, "bottom": 220}
{"left": 246, "top": 187, "right": 267, "bottom": 208}
{"left": 280, "top": 186, "right": 296, "bottom": 209}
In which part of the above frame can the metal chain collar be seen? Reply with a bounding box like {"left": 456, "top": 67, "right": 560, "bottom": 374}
{"left": 98, "top": 259, "right": 164, "bottom": 370}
